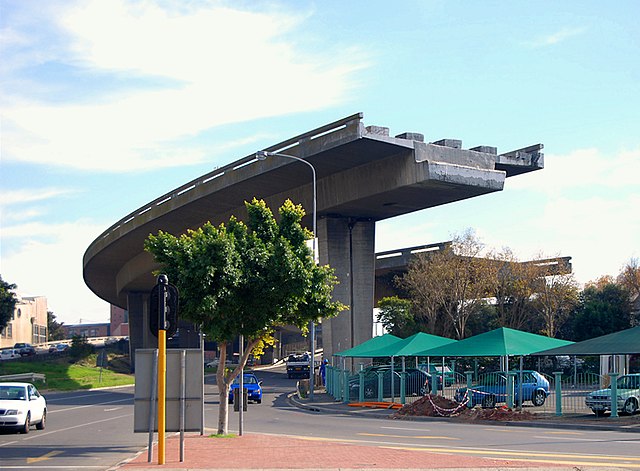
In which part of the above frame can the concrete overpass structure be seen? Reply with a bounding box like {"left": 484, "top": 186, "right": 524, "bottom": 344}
{"left": 83, "top": 113, "right": 544, "bottom": 360}
{"left": 374, "top": 243, "right": 572, "bottom": 302}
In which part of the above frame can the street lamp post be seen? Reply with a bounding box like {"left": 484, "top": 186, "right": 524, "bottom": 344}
{"left": 256, "top": 150, "right": 317, "bottom": 401}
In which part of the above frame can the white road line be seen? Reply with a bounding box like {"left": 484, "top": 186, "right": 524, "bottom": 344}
{"left": 48, "top": 397, "right": 131, "bottom": 414}
{"left": 18, "top": 413, "right": 132, "bottom": 441}
{"left": 380, "top": 426, "right": 432, "bottom": 432}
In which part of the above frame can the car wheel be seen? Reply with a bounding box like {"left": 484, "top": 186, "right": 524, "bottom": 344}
{"left": 532, "top": 390, "right": 546, "bottom": 407}
{"left": 481, "top": 395, "right": 496, "bottom": 409}
{"left": 36, "top": 411, "right": 46, "bottom": 430}
{"left": 592, "top": 409, "right": 606, "bottom": 417}
{"left": 21, "top": 413, "right": 30, "bottom": 434}
{"left": 364, "top": 385, "right": 376, "bottom": 399}
{"left": 256, "top": 399, "right": 262, "bottom": 404}
{"left": 623, "top": 398, "right": 638, "bottom": 415}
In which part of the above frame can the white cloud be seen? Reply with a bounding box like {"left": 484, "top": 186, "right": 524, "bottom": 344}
{"left": 0, "top": 188, "right": 77, "bottom": 207}
{"left": 1, "top": 219, "right": 111, "bottom": 324}
{"left": 526, "top": 26, "right": 587, "bottom": 48}
{"left": 507, "top": 147, "right": 640, "bottom": 194}
{"left": 2, "top": 1, "right": 368, "bottom": 172}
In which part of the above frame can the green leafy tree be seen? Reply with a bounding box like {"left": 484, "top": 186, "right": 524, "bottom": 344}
{"left": 69, "top": 334, "right": 94, "bottom": 359}
{"left": 47, "top": 311, "right": 65, "bottom": 341}
{"left": 568, "top": 282, "right": 633, "bottom": 341}
{"left": 376, "top": 296, "right": 416, "bottom": 337}
{"left": 145, "top": 198, "right": 345, "bottom": 434}
{"left": 0, "top": 275, "right": 19, "bottom": 331}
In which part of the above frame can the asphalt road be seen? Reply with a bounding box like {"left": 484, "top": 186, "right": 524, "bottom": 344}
{"left": 1, "top": 364, "right": 640, "bottom": 470}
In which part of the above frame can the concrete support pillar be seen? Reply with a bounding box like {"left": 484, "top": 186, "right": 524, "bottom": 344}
{"left": 127, "top": 291, "right": 156, "bottom": 372}
{"left": 318, "top": 216, "right": 375, "bottom": 366}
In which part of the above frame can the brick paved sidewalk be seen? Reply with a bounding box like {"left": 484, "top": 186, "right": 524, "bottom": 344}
{"left": 115, "top": 433, "right": 576, "bottom": 471}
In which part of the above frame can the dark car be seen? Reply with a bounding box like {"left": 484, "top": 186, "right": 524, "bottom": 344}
{"left": 454, "top": 370, "right": 550, "bottom": 408}
{"left": 14, "top": 343, "right": 36, "bottom": 357}
{"left": 228, "top": 373, "right": 263, "bottom": 404}
{"left": 348, "top": 366, "right": 435, "bottom": 400}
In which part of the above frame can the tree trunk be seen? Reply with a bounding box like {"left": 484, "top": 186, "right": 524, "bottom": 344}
{"left": 216, "top": 342, "right": 229, "bottom": 435}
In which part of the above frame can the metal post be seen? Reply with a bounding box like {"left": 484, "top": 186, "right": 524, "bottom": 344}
{"left": 553, "top": 371, "right": 563, "bottom": 416}
{"left": 180, "top": 350, "right": 186, "bottom": 462}
{"left": 147, "top": 350, "right": 158, "bottom": 463}
{"left": 256, "top": 150, "right": 317, "bottom": 401}
{"left": 465, "top": 371, "right": 473, "bottom": 407}
{"left": 239, "top": 334, "right": 244, "bottom": 435}
{"left": 199, "top": 327, "right": 205, "bottom": 435}
{"left": 610, "top": 372, "right": 619, "bottom": 418}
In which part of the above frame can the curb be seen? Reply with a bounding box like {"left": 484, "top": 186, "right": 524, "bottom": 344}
{"left": 288, "top": 392, "right": 640, "bottom": 434}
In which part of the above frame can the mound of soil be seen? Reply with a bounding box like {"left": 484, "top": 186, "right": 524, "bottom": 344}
{"left": 393, "top": 394, "right": 537, "bottom": 422}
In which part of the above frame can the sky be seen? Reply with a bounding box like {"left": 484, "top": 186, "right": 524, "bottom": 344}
{"left": 1, "top": 0, "right": 638, "bottom": 325}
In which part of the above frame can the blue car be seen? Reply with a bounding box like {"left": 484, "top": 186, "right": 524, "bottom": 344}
{"left": 454, "top": 370, "right": 550, "bottom": 408}
{"left": 228, "top": 373, "right": 263, "bottom": 404}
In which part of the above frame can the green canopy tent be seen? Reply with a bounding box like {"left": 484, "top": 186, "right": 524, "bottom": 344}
{"left": 532, "top": 326, "right": 640, "bottom": 356}
{"left": 333, "top": 333, "right": 403, "bottom": 358}
{"left": 416, "top": 327, "right": 573, "bottom": 358}
{"left": 386, "top": 332, "right": 456, "bottom": 357}
{"left": 415, "top": 327, "right": 574, "bottom": 372}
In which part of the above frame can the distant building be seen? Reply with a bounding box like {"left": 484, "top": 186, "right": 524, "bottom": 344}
{"left": 0, "top": 295, "right": 48, "bottom": 348}
{"left": 110, "top": 305, "right": 129, "bottom": 336}
{"left": 63, "top": 322, "right": 110, "bottom": 339}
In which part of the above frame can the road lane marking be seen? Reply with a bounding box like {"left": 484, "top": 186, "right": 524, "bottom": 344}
{"left": 532, "top": 435, "right": 602, "bottom": 441}
{"left": 48, "top": 397, "right": 131, "bottom": 414}
{"left": 359, "top": 432, "right": 458, "bottom": 440}
{"left": 380, "top": 426, "right": 432, "bottom": 432}
{"left": 26, "top": 450, "right": 62, "bottom": 463}
{"left": 22, "top": 413, "right": 132, "bottom": 440}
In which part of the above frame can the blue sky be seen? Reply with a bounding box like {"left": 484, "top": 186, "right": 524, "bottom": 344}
{"left": 1, "top": 0, "right": 638, "bottom": 325}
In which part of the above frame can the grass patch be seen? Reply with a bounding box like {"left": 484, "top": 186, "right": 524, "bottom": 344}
{"left": 0, "top": 354, "right": 134, "bottom": 391}
{"left": 208, "top": 433, "right": 237, "bottom": 438}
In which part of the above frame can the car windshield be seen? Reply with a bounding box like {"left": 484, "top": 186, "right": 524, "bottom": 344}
{"left": 234, "top": 376, "right": 258, "bottom": 385}
{"left": 617, "top": 375, "right": 640, "bottom": 390}
{"left": 0, "top": 385, "right": 27, "bottom": 400}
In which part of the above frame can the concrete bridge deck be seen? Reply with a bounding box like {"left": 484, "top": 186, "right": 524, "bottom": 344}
{"left": 83, "top": 112, "right": 544, "bottom": 358}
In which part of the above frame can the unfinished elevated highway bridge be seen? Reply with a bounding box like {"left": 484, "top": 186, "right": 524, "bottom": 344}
{"left": 83, "top": 113, "right": 544, "bottom": 360}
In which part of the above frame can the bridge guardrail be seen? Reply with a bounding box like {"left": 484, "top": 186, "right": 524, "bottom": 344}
{"left": 0, "top": 373, "right": 46, "bottom": 383}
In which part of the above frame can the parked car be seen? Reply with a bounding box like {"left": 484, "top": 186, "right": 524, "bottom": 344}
{"left": 420, "top": 364, "right": 455, "bottom": 387}
{"left": 454, "top": 370, "right": 550, "bottom": 408}
{"left": 0, "top": 382, "right": 47, "bottom": 433}
{"left": 13, "top": 343, "right": 36, "bottom": 357}
{"left": 348, "top": 366, "right": 435, "bottom": 400}
{"left": 228, "top": 373, "right": 263, "bottom": 404}
{"left": 585, "top": 373, "right": 640, "bottom": 416}
{"left": 0, "top": 348, "right": 21, "bottom": 360}
{"left": 48, "top": 343, "right": 69, "bottom": 354}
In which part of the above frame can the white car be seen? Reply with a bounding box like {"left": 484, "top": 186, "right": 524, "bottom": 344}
{"left": 0, "top": 348, "right": 21, "bottom": 360}
{"left": 585, "top": 373, "right": 640, "bottom": 416}
{"left": 0, "top": 382, "right": 47, "bottom": 433}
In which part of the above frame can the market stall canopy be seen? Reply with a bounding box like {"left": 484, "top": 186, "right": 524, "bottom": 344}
{"left": 334, "top": 333, "right": 402, "bottom": 358}
{"left": 415, "top": 327, "right": 573, "bottom": 357}
{"left": 533, "top": 326, "right": 640, "bottom": 356}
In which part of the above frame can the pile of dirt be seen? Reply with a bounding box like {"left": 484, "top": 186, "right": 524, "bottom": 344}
{"left": 456, "top": 406, "right": 536, "bottom": 422}
{"left": 393, "top": 394, "right": 537, "bottom": 422}
{"left": 393, "top": 395, "right": 467, "bottom": 418}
